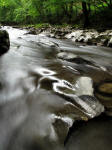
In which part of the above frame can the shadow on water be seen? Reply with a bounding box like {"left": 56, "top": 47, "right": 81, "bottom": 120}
{"left": 65, "top": 115, "right": 112, "bottom": 150}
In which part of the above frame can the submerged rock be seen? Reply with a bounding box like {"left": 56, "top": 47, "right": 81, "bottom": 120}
{"left": 57, "top": 52, "right": 94, "bottom": 65}
{"left": 38, "top": 40, "right": 59, "bottom": 48}
{"left": 0, "top": 30, "right": 10, "bottom": 56}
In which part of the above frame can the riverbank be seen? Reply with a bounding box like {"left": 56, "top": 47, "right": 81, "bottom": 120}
{"left": 20, "top": 24, "right": 112, "bottom": 48}
{"left": 1, "top": 24, "right": 112, "bottom": 48}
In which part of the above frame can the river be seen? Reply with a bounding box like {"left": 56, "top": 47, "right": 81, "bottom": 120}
{"left": 0, "top": 26, "right": 112, "bottom": 150}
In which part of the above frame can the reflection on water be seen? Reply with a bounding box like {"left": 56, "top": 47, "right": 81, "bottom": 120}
{"left": 0, "top": 26, "right": 112, "bottom": 150}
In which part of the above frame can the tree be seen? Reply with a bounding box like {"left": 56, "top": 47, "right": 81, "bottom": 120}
{"left": 82, "top": 1, "right": 90, "bottom": 27}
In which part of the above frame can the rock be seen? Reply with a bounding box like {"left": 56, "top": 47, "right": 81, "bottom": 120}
{"left": 55, "top": 35, "right": 61, "bottom": 39}
{"left": 22, "top": 26, "right": 112, "bottom": 47}
{"left": 65, "top": 30, "right": 83, "bottom": 42}
{"left": 53, "top": 30, "right": 69, "bottom": 39}
{"left": 100, "top": 39, "right": 108, "bottom": 46}
{"left": 74, "top": 77, "right": 104, "bottom": 118}
{"left": 57, "top": 52, "right": 78, "bottom": 61}
{"left": 24, "top": 26, "right": 112, "bottom": 47}
{"left": 107, "top": 37, "right": 112, "bottom": 47}
{"left": 65, "top": 29, "right": 112, "bottom": 47}
{"left": 95, "top": 80, "right": 112, "bottom": 116}
{"left": 65, "top": 30, "right": 99, "bottom": 45}
{"left": 57, "top": 52, "right": 94, "bottom": 65}
{"left": 0, "top": 30, "right": 10, "bottom": 56}
{"left": 75, "top": 77, "right": 94, "bottom": 96}
{"left": 46, "top": 33, "right": 55, "bottom": 38}
{"left": 27, "top": 29, "right": 37, "bottom": 35}
{"left": 37, "top": 39, "right": 59, "bottom": 49}
{"left": 79, "top": 95, "right": 104, "bottom": 118}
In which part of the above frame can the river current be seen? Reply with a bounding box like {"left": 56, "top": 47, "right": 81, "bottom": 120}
{"left": 0, "top": 26, "right": 112, "bottom": 150}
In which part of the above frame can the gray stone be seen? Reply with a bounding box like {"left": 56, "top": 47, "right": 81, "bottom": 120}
{"left": 75, "top": 77, "right": 94, "bottom": 96}
{"left": 57, "top": 52, "right": 78, "bottom": 60}
{"left": 74, "top": 77, "right": 104, "bottom": 118}
{"left": 108, "top": 37, "right": 112, "bottom": 47}
{"left": 65, "top": 29, "right": 112, "bottom": 47}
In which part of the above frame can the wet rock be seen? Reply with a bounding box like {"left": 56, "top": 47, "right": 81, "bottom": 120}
{"left": 54, "top": 76, "right": 104, "bottom": 119}
{"left": 65, "top": 29, "right": 112, "bottom": 47}
{"left": 108, "top": 37, "right": 112, "bottom": 47}
{"left": 74, "top": 77, "right": 104, "bottom": 117}
{"left": 65, "top": 30, "right": 83, "bottom": 41}
{"left": 24, "top": 26, "right": 112, "bottom": 47}
{"left": 75, "top": 77, "right": 94, "bottom": 96}
{"left": 100, "top": 38, "right": 109, "bottom": 46}
{"left": 37, "top": 39, "right": 59, "bottom": 49}
{"left": 57, "top": 52, "right": 94, "bottom": 65}
{"left": 95, "top": 34, "right": 110, "bottom": 46}
{"left": 79, "top": 95, "right": 104, "bottom": 118}
{"left": 46, "top": 33, "right": 55, "bottom": 38}
{"left": 65, "top": 30, "right": 98, "bottom": 45}
{"left": 83, "top": 31, "right": 98, "bottom": 44}
{"left": 26, "top": 27, "right": 45, "bottom": 35}
{"left": 95, "top": 80, "right": 112, "bottom": 116}
{"left": 53, "top": 30, "right": 69, "bottom": 39}
{"left": 0, "top": 30, "right": 10, "bottom": 56}
{"left": 27, "top": 28, "right": 37, "bottom": 35}
{"left": 57, "top": 52, "right": 78, "bottom": 61}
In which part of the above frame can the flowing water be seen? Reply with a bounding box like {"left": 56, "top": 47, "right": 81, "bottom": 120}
{"left": 0, "top": 26, "right": 112, "bottom": 150}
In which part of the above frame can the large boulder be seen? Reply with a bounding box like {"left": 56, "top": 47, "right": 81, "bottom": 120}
{"left": 0, "top": 30, "right": 10, "bottom": 56}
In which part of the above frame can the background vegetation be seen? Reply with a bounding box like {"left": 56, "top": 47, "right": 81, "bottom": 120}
{"left": 0, "top": 0, "right": 112, "bottom": 28}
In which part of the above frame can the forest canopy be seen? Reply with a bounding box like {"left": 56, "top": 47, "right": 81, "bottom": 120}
{"left": 0, "top": 0, "right": 112, "bottom": 28}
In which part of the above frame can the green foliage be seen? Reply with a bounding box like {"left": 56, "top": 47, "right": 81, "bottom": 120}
{"left": 0, "top": 0, "right": 112, "bottom": 28}
{"left": 34, "top": 23, "right": 50, "bottom": 28}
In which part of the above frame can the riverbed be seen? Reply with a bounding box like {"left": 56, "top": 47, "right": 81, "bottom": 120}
{"left": 0, "top": 26, "right": 112, "bottom": 150}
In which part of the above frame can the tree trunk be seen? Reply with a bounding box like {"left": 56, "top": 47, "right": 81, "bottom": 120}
{"left": 82, "top": 2, "right": 90, "bottom": 28}
{"left": 109, "top": 0, "right": 112, "bottom": 8}
{"left": 88, "top": 3, "right": 91, "bottom": 13}
{"left": 69, "top": 1, "right": 73, "bottom": 23}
